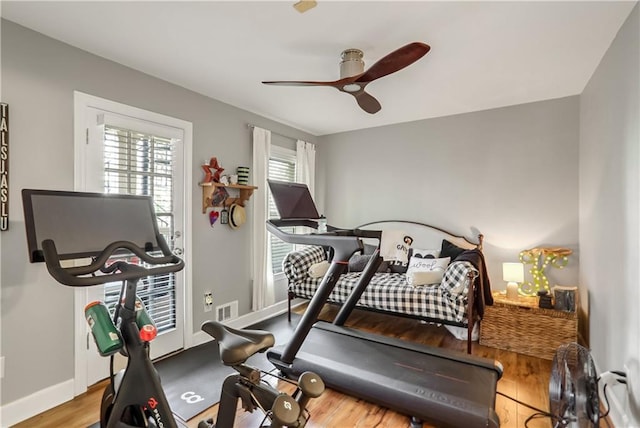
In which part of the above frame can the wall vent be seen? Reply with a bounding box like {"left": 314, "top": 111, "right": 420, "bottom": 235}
{"left": 216, "top": 301, "right": 238, "bottom": 322}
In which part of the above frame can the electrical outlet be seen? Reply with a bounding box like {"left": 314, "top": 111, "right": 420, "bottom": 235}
{"left": 204, "top": 292, "right": 213, "bottom": 312}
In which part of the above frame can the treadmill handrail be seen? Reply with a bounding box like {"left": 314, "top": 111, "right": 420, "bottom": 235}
{"left": 42, "top": 239, "right": 184, "bottom": 287}
{"left": 267, "top": 218, "right": 366, "bottom": 364}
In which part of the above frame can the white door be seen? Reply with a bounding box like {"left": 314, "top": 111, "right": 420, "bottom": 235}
{"left": 77, "top": 102, "right": 190, "bottom": 387}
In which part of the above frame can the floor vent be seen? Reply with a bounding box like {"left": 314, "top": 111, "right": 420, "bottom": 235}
{"left": 216, "top": 301, "right": 238, "bottom": 322}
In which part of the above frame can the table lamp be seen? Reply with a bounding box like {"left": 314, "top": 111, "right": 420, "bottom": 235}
{"left": 503, "top": 262, "right": 524, "bottom": 300}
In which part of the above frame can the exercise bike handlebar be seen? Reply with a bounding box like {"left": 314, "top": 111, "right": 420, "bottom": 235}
{"left": 41, "top": 239, "right": 185, "bottom": 287}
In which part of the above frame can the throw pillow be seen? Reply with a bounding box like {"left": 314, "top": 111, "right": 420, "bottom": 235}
{"left": 348, "top": 254, "right": 389, "bottom": 273}
{"left": 410, "top": 247, "right": 439, "bottom": 259}
{"left": 380, "top": 230, "right": 412, "bottom": 264}
{"left": 388, "top": 261, "right": 408, "bottom": 274}
{"left": 440, "top": 239, "right": 467, "bottom": 261}
{"left": 308, "top": 261, "right": 330, "bottom": 278}
{"left": 406, "top": 256, "right": 451, "bottom": 286}
{"left": 441, "top": 261, "right": 476, "bottom": 296}
{"left": 363, "top": 243, "right": 378, "bottom": 255}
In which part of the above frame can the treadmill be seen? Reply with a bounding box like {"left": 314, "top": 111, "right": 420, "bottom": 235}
{"left": 266, "top": 180, "right": 503, "bottom": 428}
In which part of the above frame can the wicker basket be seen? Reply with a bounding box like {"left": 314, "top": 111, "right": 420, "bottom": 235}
{"left": 480, "top": 293, "right": 578, "bottom": 360}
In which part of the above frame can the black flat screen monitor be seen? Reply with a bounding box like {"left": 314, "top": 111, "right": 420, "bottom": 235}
{"left": 22, "top": 189, "right": 163, "bottom": 263}
{"left": 268, "top": 180, "right": 320, "bottom": 220}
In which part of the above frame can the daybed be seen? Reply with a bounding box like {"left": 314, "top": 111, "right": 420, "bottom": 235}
{"left": 282, "top": 220, "right": 493, "bottom": 353}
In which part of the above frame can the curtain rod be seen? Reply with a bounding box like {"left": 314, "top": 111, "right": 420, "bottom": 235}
{"left": 247, "top": 124, "right": 300, "bottom": 142}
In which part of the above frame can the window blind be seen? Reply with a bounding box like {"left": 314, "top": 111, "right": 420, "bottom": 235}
{"left": 102, "top": 125, "right": 177, "bottom": 333}
{"left": 268, "top": 148, "right": 296, "bottom": 274}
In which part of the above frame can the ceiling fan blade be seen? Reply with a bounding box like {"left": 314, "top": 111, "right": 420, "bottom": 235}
{"left": 263, "top": 75, "right": 359, "bottom": 87}
{"left": 262, "top": 80, "right": 337, "bottom": 87}
{"left": 352, "top": 91, "right": 381, "bottom": 114}
{"left": 356, "top": 42, "right": 430, "bottom": 83}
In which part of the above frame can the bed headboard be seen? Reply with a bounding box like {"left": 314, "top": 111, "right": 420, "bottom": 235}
{"left": 356, "top": 220, "right": 483, "bottom": 252}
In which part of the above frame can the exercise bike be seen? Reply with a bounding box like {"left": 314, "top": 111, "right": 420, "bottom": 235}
{"left": 22, "top": 189, "right": 324, "bottom": 428}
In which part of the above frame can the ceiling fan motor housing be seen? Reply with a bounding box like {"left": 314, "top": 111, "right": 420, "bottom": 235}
{"left": 340, "top": 49, "right": 365, "bottom": 78}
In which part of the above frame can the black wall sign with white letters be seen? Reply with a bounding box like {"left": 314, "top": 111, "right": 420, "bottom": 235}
{"left": 1, "top": 103, "right": 8, "bottom": 231}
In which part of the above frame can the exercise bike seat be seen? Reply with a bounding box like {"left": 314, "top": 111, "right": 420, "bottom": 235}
{"left": 202, "top": 321, "right": 275, "bottom": 366}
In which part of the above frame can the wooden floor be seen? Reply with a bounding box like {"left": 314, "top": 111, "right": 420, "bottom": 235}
{"left": 15, "top": 304, "right": 563, "bottom": 428}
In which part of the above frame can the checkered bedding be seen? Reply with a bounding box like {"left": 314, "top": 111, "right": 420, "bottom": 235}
{"left": 283, "top": 245, "right": 478, "bottom": 325}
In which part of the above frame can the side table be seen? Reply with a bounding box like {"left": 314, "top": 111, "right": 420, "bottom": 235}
{"left": 480, "top": 291, "right": 579, "bottom": 360}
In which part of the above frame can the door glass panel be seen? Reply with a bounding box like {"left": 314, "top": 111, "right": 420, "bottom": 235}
{"left": 102, "top": 126, "right": 177, "bottom": 334}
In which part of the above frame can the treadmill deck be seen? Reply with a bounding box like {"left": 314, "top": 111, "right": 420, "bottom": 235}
{"left": 268, "top": 322, "right": 502, "bottom": 428}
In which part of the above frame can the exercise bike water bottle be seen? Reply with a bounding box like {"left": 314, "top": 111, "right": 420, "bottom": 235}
{"left": 85, "top": 301, "right": 123, "bottom": 356}
{"left": 134, "top": 296, "right": 157, "bottom": 342}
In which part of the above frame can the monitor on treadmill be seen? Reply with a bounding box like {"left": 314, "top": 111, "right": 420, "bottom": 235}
{"left": 268, "top": 180, "right": 320, "bottom": 220}
{"left": 22, "top": 189, "right": 164, "bottom": 263}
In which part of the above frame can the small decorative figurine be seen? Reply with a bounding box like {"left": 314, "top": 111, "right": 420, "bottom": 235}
{"left": 209, "top": 210, "right": 219, "bottom": 227}
{"left": 220, "top": 206, "right": 229, "bottom": 224}
{"left": 202, "top": 157, "right": 225, "bottom": 183}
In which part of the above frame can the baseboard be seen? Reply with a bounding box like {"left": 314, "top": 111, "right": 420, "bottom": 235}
{"left": 191, "top": 299, "right": 305, "bottom": 347}
{"left": 0, "top": 379, "right": 74, "bottom": 428}
{"left": 596, "top": 361, "right": 640, "bottom": 427}
{"left": 606, "top": 383, "right": 640, "bottom": 427}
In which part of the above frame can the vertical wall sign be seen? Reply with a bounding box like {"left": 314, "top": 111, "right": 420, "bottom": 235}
{"left": 0, "top": 103, "right": 8, "bottom": 231}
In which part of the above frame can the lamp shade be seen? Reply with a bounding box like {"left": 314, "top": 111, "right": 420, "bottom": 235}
{"left": 503, "top": 262, "right": 524, "bottom": 282}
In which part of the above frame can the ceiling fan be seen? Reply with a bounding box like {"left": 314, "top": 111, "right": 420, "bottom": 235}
{"left": 262, "top": 42, "right": 430, "bottom": 114}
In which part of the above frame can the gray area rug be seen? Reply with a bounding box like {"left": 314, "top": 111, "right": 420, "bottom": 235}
{"left": 153, "top": 311, "right": 299, "bottom": 422}
{"left": 88, "top": 311, "right": 299, "bottom": 426}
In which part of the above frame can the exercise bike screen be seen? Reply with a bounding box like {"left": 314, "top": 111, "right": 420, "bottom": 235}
{"left": 268, "top": 180, "right": 320, "bottom": 220}
{"left": 22, "top": 189, "right": 162, "bottom": 263}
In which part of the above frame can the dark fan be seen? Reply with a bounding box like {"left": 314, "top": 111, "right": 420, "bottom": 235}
{"left": 262, "top": 42, "right": 430, "bottom": 114}
{"left": 549, "top": 342, "right": 600, "bottom": 427}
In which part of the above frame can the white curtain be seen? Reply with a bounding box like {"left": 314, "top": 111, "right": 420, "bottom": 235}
{"left": 296, "top": 140, "right": 316, "bottom": 197}
{"left": 251, "top": 126, "right": 274, "bottom": 311}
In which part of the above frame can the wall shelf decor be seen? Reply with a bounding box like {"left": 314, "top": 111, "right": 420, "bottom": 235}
{"left": 199, "top": 182, "right": 257, "bottom": 213}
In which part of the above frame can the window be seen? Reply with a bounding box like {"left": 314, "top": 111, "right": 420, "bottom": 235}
{"left": 268, "top": 146, "right": 297, "bottom": 274}
{"left": 102, "top": 125, "right": 177, "bottom": 334}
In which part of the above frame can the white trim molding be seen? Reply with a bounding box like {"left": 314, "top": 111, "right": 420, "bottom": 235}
{"left": 0, "top": 379, "right": 74, "bottom": 427}
{"left": 191, "top": 299, "right": 305, "bottom": 346}
{"left": 72, "top": 91, "right": 193, "bottom": 395}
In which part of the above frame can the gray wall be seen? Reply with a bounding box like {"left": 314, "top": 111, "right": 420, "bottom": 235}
{"left": 0, "top": 19, "right": 316, "bottom": 405}
{"left": 317, "top": 97, "right": 580, "bottom": 293}
{"left": 3, "top": 4, "right": 639, "bottom": 421}
{"left": 579, "top": 4, "right": 640, "bottom": 422}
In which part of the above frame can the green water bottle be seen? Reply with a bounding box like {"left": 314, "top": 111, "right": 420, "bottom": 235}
{"left": 84, "top": 301, "right": 122, "bottom": 356}
{"left": 134, "top": 296, "right": 157, "bottom": 342}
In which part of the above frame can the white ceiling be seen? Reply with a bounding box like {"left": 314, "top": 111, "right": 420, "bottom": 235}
{"left": 2, "top": 1, "right": 636, "bottom": 136}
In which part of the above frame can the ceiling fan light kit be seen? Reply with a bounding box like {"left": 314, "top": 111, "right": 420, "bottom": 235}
{"left": 262, "top": 42, "right": 430, "bottom": 114}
